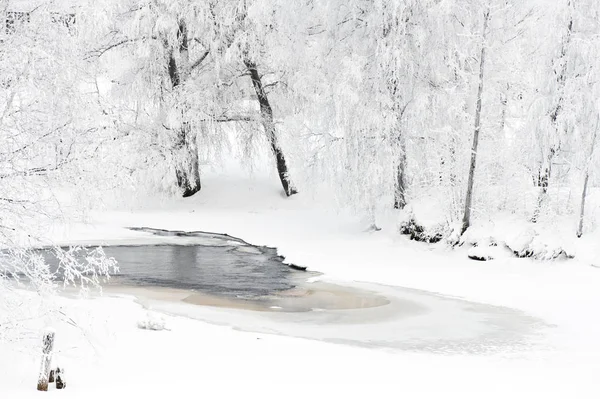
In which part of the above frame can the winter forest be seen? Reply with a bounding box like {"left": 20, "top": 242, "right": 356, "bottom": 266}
{"left": 2, "top": 0, "right": 600, "bottom": 244}
{"left": 2, "top": 0, "right": 600, "bottom": 397}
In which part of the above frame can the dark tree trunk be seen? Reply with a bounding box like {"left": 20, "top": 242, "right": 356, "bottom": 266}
{"left": 166, "top": 23, "right": 201, "bottom": 198}
{"left": 244, "top": 60, "right": 297, "bottom": 197}
{"left": 174, "top": 121, "right": 201, "bottom": 197}
{"left": 167, "top": 49, "right": 180, "bottom": 88}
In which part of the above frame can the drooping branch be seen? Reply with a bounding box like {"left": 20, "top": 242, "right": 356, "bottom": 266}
{"left": 86, "top": 36, "right": 158, "bottom": 59}
{"left": 213, "top": 115, "right": 253, "bottom": 122}
{"left": 190, "top": 50, "right": 210, "bottom": 71}
{"left": 8, "top": 121, "right": 71, "bottom": 157}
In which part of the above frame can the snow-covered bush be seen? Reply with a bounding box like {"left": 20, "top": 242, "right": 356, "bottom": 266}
{"left": 137, "top": 313, "right": 168, "bottom": 331}
{"left": 504, "top": 228, "right": 537, "bottom": 257}
{"left": 462, "top": 219, "right": 576, "bottom": 262}
{"left": 398, "top": 205, "right": 447, "bottom": 244}
{"left": 466, "top": 236, "right": 514, "bottom": 261}
{"left": 399, "top": 217, "right": 445, "bottom": 243}
{"left": 512, "top": 234, "right": 573, "bottom": 261}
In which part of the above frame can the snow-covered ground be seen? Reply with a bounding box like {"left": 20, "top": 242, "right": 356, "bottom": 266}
{"left": 2, "top": 173, "right": 600, "bottom": 398}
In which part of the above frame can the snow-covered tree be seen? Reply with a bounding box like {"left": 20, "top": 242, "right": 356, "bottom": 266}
{"left": 0, "top": 1, "right": 118, "bottom": 342}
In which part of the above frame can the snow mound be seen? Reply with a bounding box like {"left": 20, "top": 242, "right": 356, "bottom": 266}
{"left": 504, "top": 227, "right": 536, "bottom": 256}
{"left": 464, "top": 218, "right": 577, "bottom": 261}
{"left": 137, "top": 313, "right": 168, "bottom": 331}
{"left": 467, "top": 238, "right": 513, "bottom": 261}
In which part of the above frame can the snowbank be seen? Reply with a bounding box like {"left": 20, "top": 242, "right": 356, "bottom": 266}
{"left": 0, "top": 287, "right": 595, "bottom": 399}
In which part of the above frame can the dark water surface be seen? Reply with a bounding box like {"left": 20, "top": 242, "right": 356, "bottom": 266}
{"left": 101, "top": 244, "right": 304, "bottom": 298}
{"left": 45, "top": 228, "right": 308, "bottom": 299}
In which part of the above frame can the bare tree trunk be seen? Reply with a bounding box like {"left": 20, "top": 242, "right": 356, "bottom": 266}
{"left": 174, "top": 121, "right": 201, "bottom": 197}
{"left": 244, "top": 60, "right": 297, "bottom": 197}
{"left": 577, "top": 116, "right": 599, "bottom": 237}
{"left": 577, "top": 173, "right": 590, "bottom": 238}
{"left": 177, "top": 20, "right": 189, "bottom": 77}
{"left": 531, "top": 149, "right": 555, "bottom": 223}
{"left": 392, "top": 101, "right": 409, "bottom": 209}
{"left": 394, "top": 132, "right": 407, "bottom": 209}
{"left": 166, "top": 20, "right": 201, "bottom": 198}
{"left": 461, "top": 10, "right": 490, "bottom": 235}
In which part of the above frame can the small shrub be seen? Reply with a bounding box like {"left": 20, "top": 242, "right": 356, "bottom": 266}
{"left": 400, "top": 217, "right": 444, "bottom": 243}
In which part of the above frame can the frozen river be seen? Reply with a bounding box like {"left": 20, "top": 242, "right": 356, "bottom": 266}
{"left": 48, "top": 227, "right": 550, "bottom": 354}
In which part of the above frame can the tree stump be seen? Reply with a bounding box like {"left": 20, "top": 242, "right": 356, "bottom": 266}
{"left": 36, "top": 329, "right": 55, "bottom": 391}
{"left": 55, "top": 367, "right": 66, "bottom": 389}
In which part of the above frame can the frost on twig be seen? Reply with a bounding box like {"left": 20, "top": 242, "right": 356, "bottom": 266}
{"left": 51, "top": 246, "right": 119, "bottom": 296}
{"left": 0, "top": 246, "right": 118, "bottom": 344}
{"left": 1, "top": 246, "right": 118, "bottom": 296}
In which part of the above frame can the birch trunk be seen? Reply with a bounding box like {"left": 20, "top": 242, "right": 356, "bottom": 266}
{"left": 394, "top": 131, "right": 407, "bottom": 209}
{"left": 461, "top": 10, "right": 490, "bottom": 235}
{"left": 577, "top": 116, "right": 599, "bottom": 237}
{"left": 577, "top": 173, "right": 590, "bottom": 238}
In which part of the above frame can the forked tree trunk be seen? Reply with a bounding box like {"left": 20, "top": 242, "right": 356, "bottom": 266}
{"left": 244, "top": 60, "right": 297, "bottom": 197}
{"left": 461, "top": 9, "right": 490, "bottom": 235}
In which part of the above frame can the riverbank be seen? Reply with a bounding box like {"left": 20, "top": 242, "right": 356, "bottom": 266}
{"left": 46, "top": 174, "right": 600, "bottom": 326}
{"left": 2, "top": 285, "right": 576, "bottom": 399}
